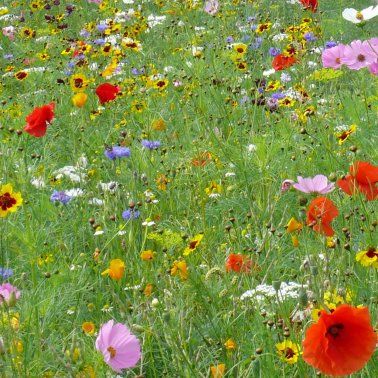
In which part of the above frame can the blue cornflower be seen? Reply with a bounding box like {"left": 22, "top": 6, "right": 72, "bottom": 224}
{"left": 269, "top": 47, "right": 281, "bottom": 57}
{"left": 93, "top": 38, "right": 106, "bottom": 45}
{"left": 104, "top": 146, "right": 131, "bottom": 160}
{"left": 50, "top": 191, "right": 72, "bottom": 204}
{"left": 122, "top": 209, "right": 140, "bottom": 220}
{"left": 97, "top": 24, "right": 108, "bottom": 32}
{"left": 80, "top": 29, "right": 90, "bottom": 38}
{"left": 0, "top": 267, "right": 13, "bottom": 280}
{"left": 250, "top": 37, "right": 262, "bottom": 50}
{"left": 325, "top": 41, "right": 338, "bottom": 49}
{"left": 141, "top": 140, "right": 161, "bottom": 150}
{"left": 271, "top": 92, "right": 285, "bottom": 100}
{"left": 226, "top": 36, "right": 234, "bottom": 43}
{"left": 304, "top": 32, "right": 317, "bottom": 42}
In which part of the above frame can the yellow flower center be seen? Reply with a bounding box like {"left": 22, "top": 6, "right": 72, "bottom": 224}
{"left": 356, "top": 12, "right": 364, "bottom": 20}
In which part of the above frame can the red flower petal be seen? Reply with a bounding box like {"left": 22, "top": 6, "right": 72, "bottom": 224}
{"left": 95, "top": 83, "right": 120, "bottom": 104}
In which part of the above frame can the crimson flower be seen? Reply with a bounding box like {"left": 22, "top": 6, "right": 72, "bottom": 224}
{"left": 306, "top": 197, "right": 338, "bottom": 236}
{"left": 337, "top": 161, "right": 378, "bottom": 201}
{"left": 24, "top": 103, "right": 55, "bottom": 137}
{"left": 300, "top": 0, "right": 318, "bottom": 12}
{"left": 95, "top": 83, "right": 120, "bottom": 104}
{"left": 272, "top": 54, "right": 296, "bottom": 71}
{"left": 303, "top": 304, "right": 376, "bottom": 376}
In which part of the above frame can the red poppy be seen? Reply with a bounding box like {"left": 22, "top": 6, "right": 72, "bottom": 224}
{"left": 306, "top": 197, "right": 338, "bottom": 236}
{"left": 303, "top": 304, "right": 376, "bottom": 376}
{"left": 337, "top": 161, "right": 378, "bottom": 201}
{"left": 24, "top": 102, "right": 55, "bottom": 137}
{"left": 300, "top": 0, "right": 318, "bottom": 12}
{"left": 95, "top": 83, "right": 120, "bottom": 104}
{"left": 225, "top": 254, "right": 254, "bottom": 273}
{"left": 272, "top": 54, "right": 296, "bottom": 71}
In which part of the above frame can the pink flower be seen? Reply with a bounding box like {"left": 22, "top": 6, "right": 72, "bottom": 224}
{"left": 2, "top": 26, "right": 15, "bottom": 41}
{"left": 341, "top": 40, "right": 377, "bottom": 70}
{"left": 0, "top": 283, "right": 21, "bottom": 305}
{"left": 96, "top": 320, "right": 141, "bottom": 373}
{"left": 281, "top": 179, "right": 294, "bottom": 192}
{"left": 204, "top": 0, "right": 219, "bottom": 15}
{"left": 321, "top": 44, "right": 346, "bottom": 69}
{"left": 369, "top": 61, "right": 378, "bottom": 75}
{"left": 293, "top": 175, "right": 335, "bottom": 194}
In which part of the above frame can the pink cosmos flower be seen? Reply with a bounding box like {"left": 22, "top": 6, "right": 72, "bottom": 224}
{"left": 321, "top": 44, "right": 346, "bottom": 69}
{"left": 293, "top": 175, "right": 335, "bottom": 194}
{"left": 369, "top": 62, "right": 378, "bottom": 75}
{"left": 341, "top": 40, "right": 377, "bottom": 70}
{"left": 281, "top": 179, "right": 294, "bottom": 192}
{"left": 0, "top": 283, "right": 21, "bottom": 305}
{"left": 204, "top": 0, "right": 219, "bottom": 16}
{"left": 96, "top": 320, "right": 141, "bottom": 373}
{"left": 2, "top": 26, "right": 15, "bottom": 41}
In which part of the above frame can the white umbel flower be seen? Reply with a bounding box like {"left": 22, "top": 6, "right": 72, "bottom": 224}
{"left": 342, "top": 6, "right": 378, "bottom": 23}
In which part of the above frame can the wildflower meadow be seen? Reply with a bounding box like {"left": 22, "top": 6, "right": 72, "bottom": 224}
{"left": 1, "top": 0, "right": 378, "bottom": 376}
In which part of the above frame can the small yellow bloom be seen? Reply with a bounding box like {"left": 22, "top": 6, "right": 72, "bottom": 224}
{"left": 101, "top": 259, "right": 125, "bottom": 280}
{"left": 171, "top": 260, "right": 188, "bottom": 280}
{"left": 72, "top": 92, "right": 88, "bottom": 108}
{"left": 183, "top": 234, "right": 204, "bottom": 256}
{"left": 0, "top": 184, "right": 23, "bottom": 218}
{"left": 82, "top": 322, "right": 95, "bottom": 335}
{"left": 336, "top": 124, "right": 357, "bottom": 145}
{"left": 356, "top": 247, "right": 378, "bottom": 268}
{"left": 276, "top": 340, "right": 301, "bottom": 364}
{"left": 210, "top": 363, "right": 226, "bottom": 378}
{"left": 224, "top": 338, "right": 236, "bottom": 351}
{"left": 286, "top": 217, "right": 303, "bottom": 233}
{"left": 152, "top": 118, "right": 167, "bottom": 131}
{"left": 140, "top": 250, "right": 155, "bottom": 261}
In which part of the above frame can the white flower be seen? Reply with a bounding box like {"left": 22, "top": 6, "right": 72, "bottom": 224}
{"left": 247, "top": 144, "right": 257, "bottom": 152}
{"left": 65, "top": 188, "right": 84, "bottom": 197}
{"left": 342, "top": 6, "right": 378, "bottom": 23}
{"left": 262, "top": 68, "right": 276, "bottom": 77}
{"left": 89, "top": 198, "right": 104, "bottom": 205}
{"left": 30, "top": 177, "right": 45, "bottom": 188}
{"left": 241, "top": 282, "right": 306, "bottom": 302}
{"left": 99, "top": 181, "right": 118, "bottom": 193}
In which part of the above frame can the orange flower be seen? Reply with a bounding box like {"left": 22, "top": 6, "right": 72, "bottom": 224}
{"left": 82, "top": 322, "right": 95, "bottom": 335}
{"left": 101, "top": 259, "right": 125, "bottom": 280}
{"left": 337, "top": 161, "right": 378, "bottom": 201}
{"left": 303, "top": 304, "right": 376, "bottom": 376}
{"left": 306, "top": 197, "right": 338, "bottom": 236}
{"left": 210, "top": 364, "right": 226, "bottom": 378}
{"left": 225, "top": 254, "right": 254, "bottom": 273}
{"left": 272, "top": 54, "right": 296, "bottom": 71}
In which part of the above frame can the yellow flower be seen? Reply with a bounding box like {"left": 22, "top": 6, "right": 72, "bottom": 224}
{"left": 0, "top": 184, "right": 23, "bottom": 218}
{"left": 210, "top": 363, "right": 226, "bottom": 378}
{"left": 276, "top": 340, "right": 301, "bottom": 364}
{"left": 326, "top": 236, "right": 336, "bottom": 248}
{"left": 232, "top": 43, "right": 248, "bottom": 55}
{"left": 356, "top": 247, "right": 378, "bottom": 268}
{"left": 82, "top": 322, "right": 95, "bottom": 335}
{"left": 70, "top": 74, "right": 89, "bottom": 92}
{"left": 286, "top": 217, "right": 303, "bottom": 233}
{"left": 101, "top": 259, "right": 125, "bottom": 280}
{"left": 14, "top": 71, "right": 28, "bottom": 81}
{"left": 131, "top": 100, "right": 146, "bottom": 113}
{"left": 335, "top": 124, "right": 357, "bottom": 145}
{"left": 205, "top": 181, "right": 222, "bottom": 196}
{"left": 140, "top": 250, "right": 155, "bottom": 261}
{"left": 224, "top": 339, "right": 236, "bottom": 351}
{"left": 152, "top": 118, "right": 166, "bottom": 131}
{"left": 324, "top": 289, "right": 352, "bottom": 307}
{"left": 72, "top": 93, "right": 88, "bottom": 108}
{"left": 256, "top": 22, "right": 272, "bottom": 34}
{"left": 171, "top": 260, "right": 188, "bottom": 280}
{"left": 183, "top": 234, "right": 204, "bottom": 256}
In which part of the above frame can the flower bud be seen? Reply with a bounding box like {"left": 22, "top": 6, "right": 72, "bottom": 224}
{"left": 272, "top": 280, "right": 281, "bottom": 292}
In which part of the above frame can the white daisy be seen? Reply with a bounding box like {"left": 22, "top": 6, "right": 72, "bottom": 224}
{"left": 342, "top": 6, "right": 378, "bottom": 23}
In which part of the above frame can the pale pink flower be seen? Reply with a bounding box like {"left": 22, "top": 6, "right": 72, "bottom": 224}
{"left": 341, "top": 40, "right": 377, "bottom": 70}
{"left": 96, "top": 320, "right": 141, "bottom": 373}
{"left": 281, "top": 179, "right": 294, "bottom": 192}
{"left": 369, "top": 62, "right": 378, "bottom": 75}
{"left": 321, "top": 44, "right": 346, "bottom": 69}
{"left": 293, "top": 175, "right": 335, "bottom": 194}
{"left": 0, "top": 283, "right": 20, "bottom": 305}
{"left": 2, "top": 26, "right": 15, "bottom": 41}
{"left": 204, "top": 0, "right": 219, "bottom": 16}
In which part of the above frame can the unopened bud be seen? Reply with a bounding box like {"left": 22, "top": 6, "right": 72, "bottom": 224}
{"left": 272, "top": 281, "right": 281, "bottom": 292}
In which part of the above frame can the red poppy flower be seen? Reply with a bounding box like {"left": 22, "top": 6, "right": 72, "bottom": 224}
{"left": 306, "top": 197, "right": 338, "bottom": 236}
{"left": 300, "top": 0, "right": 318, "bottom": 12}
{"left": 272, "top": 54, "right": 296, "bottom": 71}
{"left": 225, "top": 254, "right": 254, "bottom": 273}
{"left": 95, "top": 83, "right": 120, "bottom": 104}
{"left": 337, "top": 161, "right": 378, "bottom": 201}
{"left": 24, "top": 102, "right": 55, "bottom": 137}
{"left": 303, "top": 304, "right": 376, "bottom": 376}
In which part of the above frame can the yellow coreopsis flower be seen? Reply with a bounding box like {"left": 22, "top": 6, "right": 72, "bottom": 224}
{"left": 0, "top": 184, "right": 23, "bottom": 218}
{"left": 101, "top": 259, "right": 125, "bottom": 280}
{"left": 183, "top": 234, "right": 204, "bottom": 256}
{"left": 171, "top": 260, "right": 188, "bottom": 280}
{"left": 276, "top": 340, "right": 301, "bottom": 364}
{"left": 70, "top": 74, "right": 89, "bottom": 92}
{"left": 355, "top": 247, "right": 378, "bottom": 268}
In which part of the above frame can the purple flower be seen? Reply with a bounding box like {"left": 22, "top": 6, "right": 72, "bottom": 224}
{"left": 304, "top": 32, "right": 317, "bottom": 42}
{"left": 96, "top": 320, "right": 141, "bottom": 373}
{"left": 97, "top": 23, "right": 108, "bottom": 32}
{"left": 250, "top": 37, "right": 262, "bottom": 50}
{"left": 281, "top": 179, "right": 294, "bottom": 192}
{"left": 122, "top": 209, "right": 140, "bottom": 220}
{"left": 0, "top": 283, "right": 20, "bottom": 306}
{"left": 141, "top": 140, "right": 161, "bottom": 150}
{"left": 93, "top": 38, "right": 106, "bottom": 45}
{"left": 269, "top": 47, "right": 281, "bottom": 57}
{"left": 204, "top": 0, "right": 219, "bottom": 16}
{"left": 293, "top": 175, "right": 335, "bottom": 194}
{"left": 0, "top": 268, "right": 13, "bottom": 280}
{"left": 105, "top": 146, "right": 131, "bottom": 160}
{"left": 226, "top": 36, "right": 234, "bottom": 43}
{"left": 50, "top": 191, "right": 72, "bottom": 204}
{"left": 325, "top": 41, "right": 338, "bottom": 49}
{"left": 271, "top": 92, "right": 285, "bottom": 100}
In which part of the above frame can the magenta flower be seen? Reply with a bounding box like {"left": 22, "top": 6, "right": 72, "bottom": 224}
{"left": 96, "top": 320, "right": 141, "bottom": 373}
{"left": 204, "top": 0, "right": 219, "bottom": 16}
{"left": 341, "top": 40, "right": 377, "bottom": 70}
{"left": 0, "top": 283, "right": 20, "bottom": 306}
{"left": 293, "top": 175, "right": 335, "bottom": 194}
{"left": 369, "top": 62, "right": 378, "bottom": 75}
{"left": 321, "top": 44, "right": 346, "bottom": 69}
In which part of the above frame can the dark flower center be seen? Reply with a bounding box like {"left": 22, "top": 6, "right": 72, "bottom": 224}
{"left": 0, "top": 193, "right": 17, "bottom": 211}
{"left": 284, "top": 348, "right": 295, "bottom": 359}
{"left": 357, "top": 54, "right": 366, "bottom": 62}
{"left": 107, "top": 346, "right": 116, "bottom": 358}
{"left": 366, "top": 248, "right": 377, "bottom": 258}
{"left": 327, "top": 323, "right": 344, "bottom": 338}
{"left": 189, "top": 240, "right": 199, "bottom": 249}
{"left": 74, "top": 78, "right": 84, "bottom": 88}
